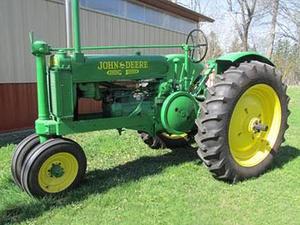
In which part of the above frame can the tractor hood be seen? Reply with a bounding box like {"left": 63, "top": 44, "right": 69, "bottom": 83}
{"left": 71, "top": 55, "right": 170, "bottom": 82}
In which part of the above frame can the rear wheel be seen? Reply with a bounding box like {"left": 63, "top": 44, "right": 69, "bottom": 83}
{"left": 195, "top": 61, "right": 289, "bottom": 182}
{"left": 20, "top": 138, "right": 87, "bottom": 197}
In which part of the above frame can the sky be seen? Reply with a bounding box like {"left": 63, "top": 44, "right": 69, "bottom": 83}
{"left": 175, "top": 0, "right": 273, "bottom": 53}
{"left": 175, "top": 0, "right": 243, "bottom": 51}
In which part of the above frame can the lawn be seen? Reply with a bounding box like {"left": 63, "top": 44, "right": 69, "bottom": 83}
{"left": 0, "top": 87, "right": 299, "bottom": 225}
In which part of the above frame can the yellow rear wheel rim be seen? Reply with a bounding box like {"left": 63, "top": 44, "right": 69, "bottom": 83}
{"left": 161, "top": 132, "right": 188, "bottom": 140}
{"left": 228, "top": 84, "right": 282, "bottom": 167}
{"left": 38, "top": 152, "right": 79, "bottom": 193}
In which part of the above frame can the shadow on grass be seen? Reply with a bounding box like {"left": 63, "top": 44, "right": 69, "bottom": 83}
{"left": 0, "top": 129, "right": 34, "bottom": 147}
{"left": 1, "top": 145, "right": 299, "bottom": 224}
{"left": 0, "top": 146, "right": 199, "bottom": 224}
{"left": 270, "top": 145, "right": 300, "bottom": 169}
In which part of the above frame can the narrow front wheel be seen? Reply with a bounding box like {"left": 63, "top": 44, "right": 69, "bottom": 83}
{"left": 11, "top": 134, "right": 40, "bottom": 189}
{"left": 20, "top": 138, "right": 87, "bottom": 197}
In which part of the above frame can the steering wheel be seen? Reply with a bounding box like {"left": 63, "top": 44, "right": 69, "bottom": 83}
{"left": 185, "top": 29, "right": 208, "bottom": 63}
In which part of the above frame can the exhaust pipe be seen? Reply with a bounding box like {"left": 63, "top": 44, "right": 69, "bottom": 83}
{"left": 65, "top": 0, "right": 81, "bottom": 54}
{"left": 65, "top": 0, "right": 72, "bottom": 48}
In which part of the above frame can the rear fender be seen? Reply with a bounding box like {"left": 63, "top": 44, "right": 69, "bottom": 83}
{"left": 214, "top": 52, "right": 274, "bottom": 74}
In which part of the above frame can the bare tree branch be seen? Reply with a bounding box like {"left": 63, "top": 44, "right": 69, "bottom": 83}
{"left": 226, "top": 0, "right": 257, "bottom": 51}
{"left": 267, "top": 0, "right": 279, "bottom": 57}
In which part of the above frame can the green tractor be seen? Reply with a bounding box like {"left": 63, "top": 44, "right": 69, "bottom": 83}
{"left": 12, "top": 0, "right": 289, "bottom": 197}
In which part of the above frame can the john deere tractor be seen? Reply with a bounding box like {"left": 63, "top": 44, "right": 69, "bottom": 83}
{"left": 11, "top": 0, "right": 289, "bottom": 197}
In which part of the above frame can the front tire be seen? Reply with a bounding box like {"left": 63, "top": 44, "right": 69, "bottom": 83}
{"left": 11, "top": 134, "right": 40, "bottom": 189}
{"left": 195, "top": 61, "right": 289, "bottom": 182}
{"left": 20, "top": 138, "right": 87, "bottom": 197}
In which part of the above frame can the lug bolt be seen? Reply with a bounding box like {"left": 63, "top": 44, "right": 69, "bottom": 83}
{"left": 253, "top": 123, "right": 268, "bottom": 132}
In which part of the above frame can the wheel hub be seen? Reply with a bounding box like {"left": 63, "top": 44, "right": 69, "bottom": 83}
{"left": 48, "top": 163, "right": 64, "bottom": 178}
{"left": 248, "top": 118, "right": 268, "bottom": 133}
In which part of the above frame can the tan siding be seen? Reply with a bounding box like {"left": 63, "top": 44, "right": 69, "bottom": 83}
{"left": 0, "top": 0, "right": 192, "bottom": 132}
{"left": 0, "top": 0, "right": 190, "bottom": 83}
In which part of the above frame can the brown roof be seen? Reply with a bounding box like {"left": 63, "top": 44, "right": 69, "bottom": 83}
{"left": 136, "top": 0, "right": 214, "bottom": 22}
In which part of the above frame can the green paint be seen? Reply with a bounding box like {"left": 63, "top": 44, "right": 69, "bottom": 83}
{"left": 72, "top": 0, "right": 81, "bottom": 54}
{"left": 161, "top": 92, "right": 198, "bottom": 134}
{"left": 51, "top": 44, "right": 186, "bottom": 52}
{"left": 30, "top": 0, "right": 274, "bottom": 140}
{"left": 215, "top": 51, "right": 274, "bottom": 74}
{"left": 216, "top": 51, "right": 273, "bottom": 65}
{"left": 49, "top": 163, "right": 65, "bottom": 178}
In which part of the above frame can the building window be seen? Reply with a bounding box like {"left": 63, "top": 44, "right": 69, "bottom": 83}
{"left": 126, "top": 1, "right": 145, "bottom": 21}
{"left": 80, "top": 0, "right": 197, "bottom": 34}
{"left": 145, "top": 7, "right": 163, "bottom": 27}
{"left": 81, "top": 0, "right": 126, "bottom": 16}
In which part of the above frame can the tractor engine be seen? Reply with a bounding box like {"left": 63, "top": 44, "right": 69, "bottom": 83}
{"left": 77, "top": 80, "right": 156, "bottom": 118}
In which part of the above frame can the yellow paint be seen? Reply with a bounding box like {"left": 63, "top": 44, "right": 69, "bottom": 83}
{"left": 126, "top": 69, "right": 139, "bottom": 75}
{"left": 49, "top": 55, "right": 57, "bottom": 67}
{"left": 38, "top": 152, "right": 79, "bottom": 193}
{"left": 98, "top": 60, "right": 148, "bottom": 76}
{"left": 107, "top": 70, "right": 122, "bottom": 76}
{"left": 98, "top": 60, "right": 149, "bottom": 71}
{"left": 228, "top": 84, "right": 282, "bottom": 167}
{"left": 161, "top": 132, "right": 188, "bottom": 140}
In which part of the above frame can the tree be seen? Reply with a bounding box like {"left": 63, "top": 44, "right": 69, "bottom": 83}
{"left": 272, "top": 39, "right": 300, "bottom": 84}
{"left": 278, "top": 0, "right": 300, "bottom": 45}
{"left": 228, "top": 35, "right": 243, "bottom": 52}
{"left": 206, "top": 31, "right": 223, "bottom": 58}
{"left": 226, "top": 0, "right": 258, "bottom": 51}
{"left": 267, "top": 0, "right": 280, "bottom": 58}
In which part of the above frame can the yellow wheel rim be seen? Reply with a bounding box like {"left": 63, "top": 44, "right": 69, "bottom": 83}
{"left": 228, "top": 84, "right": 282, "bottom": 167}
{"left": 161, "top": 132, "right": 188, "bottom": 140}
{"left": 38, "top": 152, "right": 79, "bottom": 193}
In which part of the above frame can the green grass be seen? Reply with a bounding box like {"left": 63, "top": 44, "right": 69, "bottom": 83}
{"left": 0, "top": 87, "right": 300, "bottom": 225}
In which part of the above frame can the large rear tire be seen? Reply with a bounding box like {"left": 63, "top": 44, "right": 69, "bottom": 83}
{"left": 195, "top": 61, "right": 289, "bottom": 182}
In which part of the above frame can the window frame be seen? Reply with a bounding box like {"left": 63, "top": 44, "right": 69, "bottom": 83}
{"left": 79, "top": 0, "right": 198, "bottom": 34}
